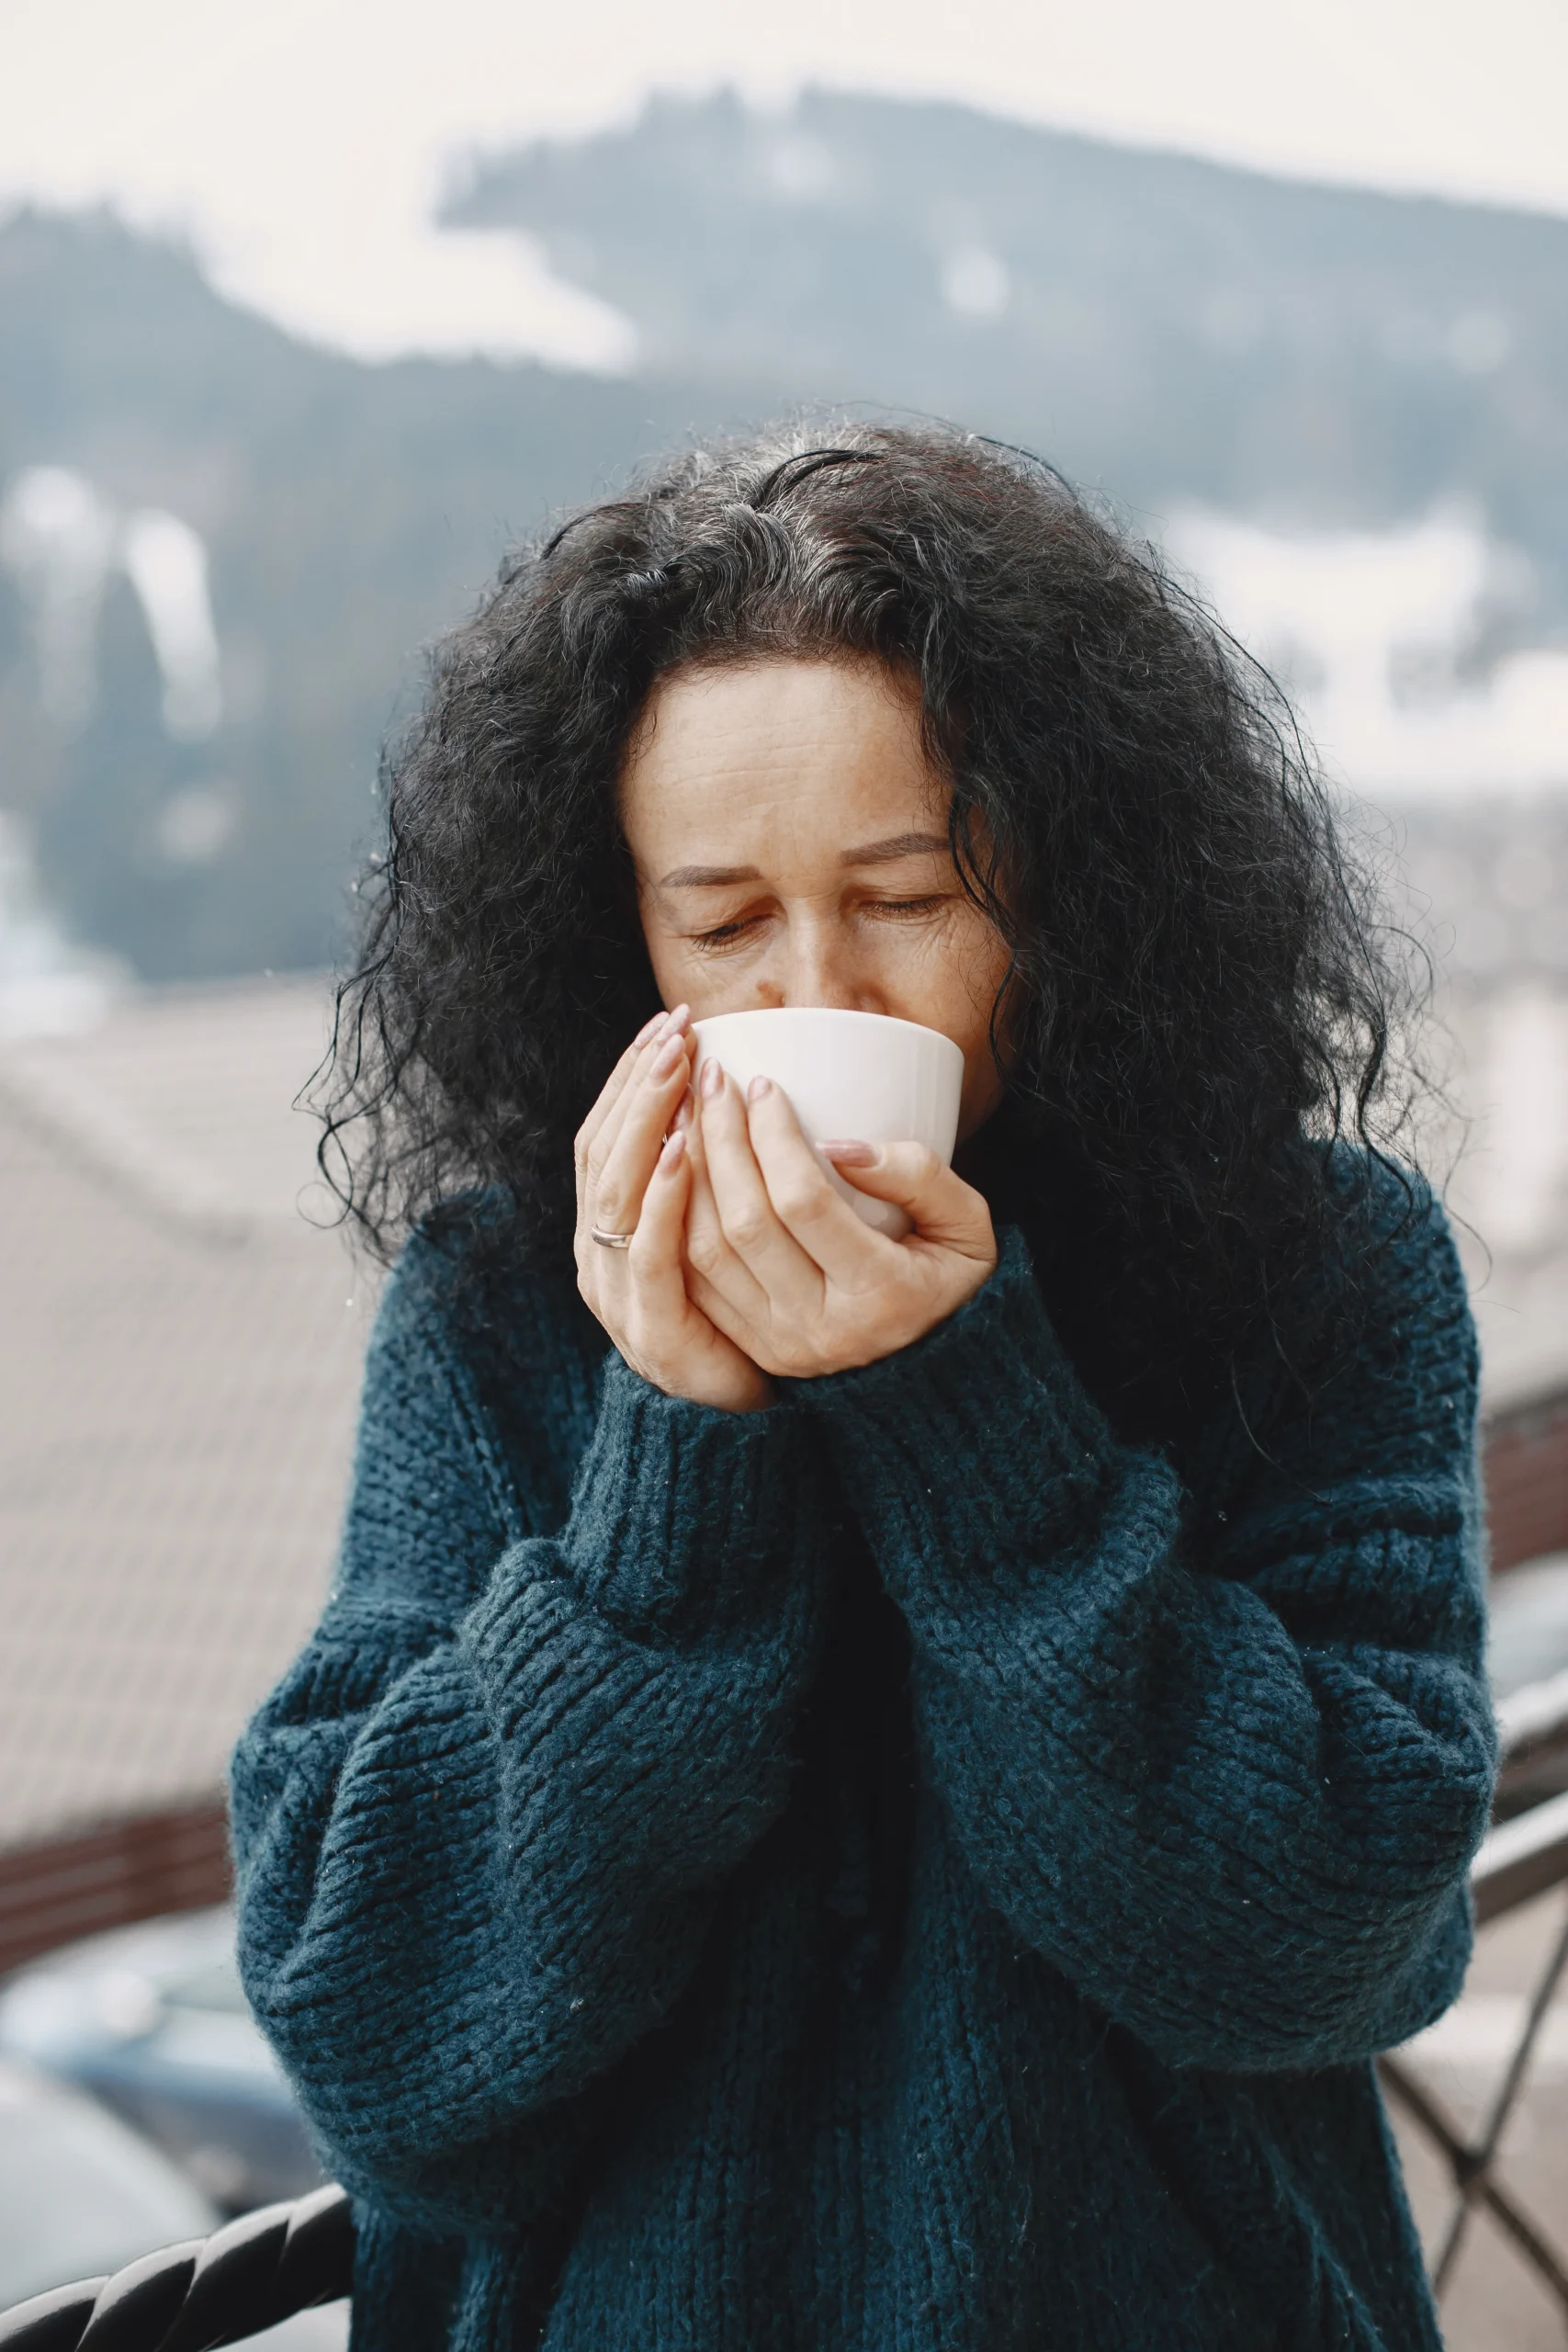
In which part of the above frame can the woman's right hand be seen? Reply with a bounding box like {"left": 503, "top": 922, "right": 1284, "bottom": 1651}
{"left": 574, "top": 1008, "right": 773, "bottom": 1414}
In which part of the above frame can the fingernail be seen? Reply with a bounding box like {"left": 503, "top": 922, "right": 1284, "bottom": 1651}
{"left": 819, "top": 1139, "right": 877, "bottom": 1167}
{"left": 635, "top": 1012, "right": 664, "bottom": 1045}
{"left": 652, "top": 1033, "right": 683, "bottom": 1077}
{"left": 747, "top": 1075, "right": 772, "bottom": 1103}
{"left": 668, "top": 1002, "right": 691, "bottom": 1031}
{"left": 660, "top": 1128, "right": 687, "bottom": 1167}
{"left": 700, "top": 1057, "right": 723, "bottom": 1100}
{"left": 672, "top": 1087, "right": 694, "bottom": 1131}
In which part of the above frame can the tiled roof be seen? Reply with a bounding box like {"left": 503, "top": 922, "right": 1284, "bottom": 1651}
{"left": 0, "top": 979, "right": 372, "bottom": 1850}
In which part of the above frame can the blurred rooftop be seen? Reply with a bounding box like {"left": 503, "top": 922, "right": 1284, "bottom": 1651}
{"left": 0, "top": 976, "right": 368, "bottom": 1850}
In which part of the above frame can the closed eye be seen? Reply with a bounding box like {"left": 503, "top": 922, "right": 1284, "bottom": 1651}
{"left": 865, "top": 895, "right": 950, "bottom": 920}
{"left": 687, "top": 915, "right": 765, "bottom": 952}
{"left": 687, "top": 894, "right": 953, "bottom": 953}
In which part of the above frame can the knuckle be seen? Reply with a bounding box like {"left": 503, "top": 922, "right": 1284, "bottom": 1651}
{"left": 724, "top": 1208, "right": 768, "bottom": 1252}
{"left": 626, "top": 1231, "right": 658, "bottom": 1277}
{"left": 773, "top": 1179, "right": 824, "bottom": 1227}
{"left": 685, "top": 1226, "right": 724, "bottom": 1277}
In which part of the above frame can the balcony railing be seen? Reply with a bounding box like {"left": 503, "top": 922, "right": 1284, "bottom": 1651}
{"left": 1379, "top": 1667, "right": 1568, "bottom": 2317}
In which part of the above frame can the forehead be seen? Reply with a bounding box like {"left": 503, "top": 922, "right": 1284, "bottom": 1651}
{"left": 618, "top": 658, "right": 941, "bottom": 860}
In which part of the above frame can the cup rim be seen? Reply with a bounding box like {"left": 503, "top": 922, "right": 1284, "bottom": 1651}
{"left": 690, "top": 1005, "right": 964, "bottom": 1064}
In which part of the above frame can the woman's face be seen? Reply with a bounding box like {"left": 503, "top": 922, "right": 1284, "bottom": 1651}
{"left": 619, "top": 657, "right": 1012, "bottom": 1140}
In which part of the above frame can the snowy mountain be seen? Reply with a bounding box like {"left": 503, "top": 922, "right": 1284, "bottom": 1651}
{"left": 2, "top": 87, "right": 1565, "bottom": 981}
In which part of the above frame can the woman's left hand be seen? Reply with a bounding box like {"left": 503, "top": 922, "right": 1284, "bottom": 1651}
{"left": 682, "top": 1060, "right": 998, "bottom": 1380}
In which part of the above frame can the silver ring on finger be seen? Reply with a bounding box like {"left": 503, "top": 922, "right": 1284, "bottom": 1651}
{"left": 591, "top": 1225, "right": 637, "bottom": 1250}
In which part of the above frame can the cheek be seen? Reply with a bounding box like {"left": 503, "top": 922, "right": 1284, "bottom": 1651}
{"left": 639, "top": 930, "right": 685, "bottom": 1002}
{"left": 637, "top": 905, "right": 705, "bottom": 1009}
{"left": 914, "top": 907, "right": 1010, "bottom": 1032}
{"left": 886, "top": 911, "right": 1011, "bottom": 1115}
{"left": 639, "top": 930, "right": 739, "bottom": 1023}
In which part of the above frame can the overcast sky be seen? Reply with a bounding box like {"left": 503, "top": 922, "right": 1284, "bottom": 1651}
{"left": 5, "top": 0, "right": 1567, "bottom": 365}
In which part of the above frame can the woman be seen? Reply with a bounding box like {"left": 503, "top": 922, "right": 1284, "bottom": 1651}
{"left": 232, "top": 426, "right": 1495, "bottom": 2351}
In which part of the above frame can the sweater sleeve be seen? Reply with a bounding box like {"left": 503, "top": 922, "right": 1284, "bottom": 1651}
{"left": 791, "top": 1191, "right": 1496, "bottom": 2075}
{"left": 230, "top": 1234, "right": 824, "bottom": 2237}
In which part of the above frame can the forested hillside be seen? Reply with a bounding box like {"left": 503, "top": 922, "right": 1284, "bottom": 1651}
{"left": 2, "top": 87, "right": 1564, "bottom": 981}
{"left": 0, "top": 212, "right": 724, "bottom": 977}
{"left": 458, "top": 88, "right": 1568, "bottom": 578}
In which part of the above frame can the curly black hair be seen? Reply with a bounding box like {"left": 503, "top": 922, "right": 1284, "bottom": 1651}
{"left": 317, "top": 420, "right": 1423, "bottom": 1408}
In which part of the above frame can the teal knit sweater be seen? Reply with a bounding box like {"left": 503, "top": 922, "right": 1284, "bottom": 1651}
{"left": 231, "top": 1160, "right": 1495, "bottom": 2350}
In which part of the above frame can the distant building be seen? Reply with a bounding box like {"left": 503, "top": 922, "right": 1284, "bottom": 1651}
{"left": 0, "top": 977, "right": 367, "bottom": 1869}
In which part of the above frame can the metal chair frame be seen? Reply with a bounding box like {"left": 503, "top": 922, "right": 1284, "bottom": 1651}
{"left": 1379, "top": 1675, "right": 1568, "bottom": 2321}
{"left": 0, "top": 2184, "right": 352, "bottom": 2352}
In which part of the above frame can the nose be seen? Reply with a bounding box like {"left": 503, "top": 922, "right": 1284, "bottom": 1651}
{"left": 760, "top": 916, "right": 886, "bottom": 1015}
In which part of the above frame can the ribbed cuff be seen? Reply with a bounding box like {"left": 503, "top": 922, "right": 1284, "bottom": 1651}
{"left": 789, "top": 1228, "right": 1114, "bottom": 1596}
{"left": 557, "top": 1356, "right": 811, "bottom": 1640}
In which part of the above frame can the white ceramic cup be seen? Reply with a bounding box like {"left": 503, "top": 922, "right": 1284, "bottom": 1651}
{"left": 690, "top": 1007, "right": 965, "bottom": 1238}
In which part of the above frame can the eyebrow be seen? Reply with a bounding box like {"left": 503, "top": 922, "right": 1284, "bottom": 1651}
{"left": 657, "top": 831, "right": 952, "bottom": 889}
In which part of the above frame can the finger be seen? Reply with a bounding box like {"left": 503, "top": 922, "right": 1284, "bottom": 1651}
{"left": 580, "top": 1125, "right": 682, "bottom": 1321}
{"left": 586, "top": 1007, "right": 691, "bottom": 1189}
{"left": 576, "top": 1010, "right": 668, "bottom": 1171}
{"left": 685, "top": 1259, "right": 769, "bottom": 1359}
{"left": 575, "top": 1012, "right": 673, "bottom": 1230}
{"left": 682, "top": 1081, "right": 770, "bottom": 1320}
{"left": 625, "top": 1127, "right": 694, "bottom": 1306}
{"left": 698, "top": 1063, "right": 824, "bottom": 1310}
{"left": 743, "top": 1079, "right": 902, "bottom": 1284}
{"left": 626, "top": 1131, "right": 724, "bottom": 1361}
{"left": 624, "top": 1134, "right": 774, "bottom": 1409}
{"left": 576, "top": 1011, "right": 677, "bottom": 1232}
{"left": 585, "top": 1007, "right": 688, "bottom": 1197}
{"left": 817, "top": 1139, "right": 997, "bottom": 1261}
{"left": 598, "top": 1128, "right": 688, "bottom": 1377}
{"left": 592, "top": 1021, "right": 695, "bottom": 1238}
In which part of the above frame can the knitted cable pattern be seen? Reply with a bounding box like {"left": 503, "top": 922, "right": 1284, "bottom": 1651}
{"left": 231, "top": 1159, "right": 1494, "bottom": 2352}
